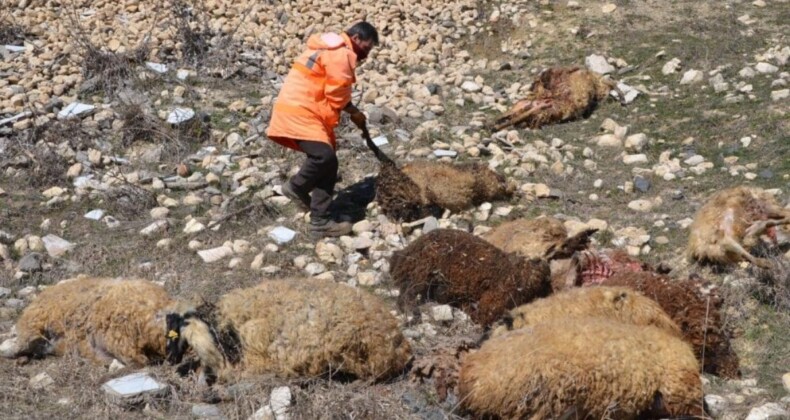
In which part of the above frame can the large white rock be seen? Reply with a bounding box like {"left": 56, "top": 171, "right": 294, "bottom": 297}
{"left": 745, "top": 403, "right": 789, "bottom": 420}
{"left": 611, "top": 81, "right": 639, "bottom": 104}
{"left": 198, "top": 246, "right": 234, "bottom": 263}
{"left": 140, "top": 220, "right": 168, "bottom": 236}
{"left": 755, "top": 62, "right": 779, "bottom": 74}
{"left": 57, "top": 102, "right": 95, "bottom": 120}
{"left": 585, "top": 54, "right": 615, "bottom": 75}
{"left": 461, "top": 81, "right": 482, "bottom": 92}
{"left": 432, "top": 304, "right": 454, "bottom": 322}
{"left": 268, "top": 226, "right": 297, "bottom": 244}
{"left": 662, "top": 58, "right": 682, "bottom": 75}
{"left": 703, "top": 395, "right": 728, "bottom": 418}
{"left": 624, "top": 133, "right": 648, "bottom": 151}
{"left": 42, "top": 234, "right": 74, "bottom": 257}
{"left": 269, "top": 386, "right": 292, "bottom": 420}
{"left": 29, "top": 372, "right": 54, "bottom": 390}
{"left": 166, "top": 108, "right": 195, "bottom": 125}
{"left": 145, "top": 62, "right": 168, "bottom": 74}
{"left": 680, "top": 69, "right": 704, "bottom": 85}
{"left": 0, "top": 337, "right": 19, "bottom": 358}
{"left": 102, "top": 372, "right": 169, "bottom": 405}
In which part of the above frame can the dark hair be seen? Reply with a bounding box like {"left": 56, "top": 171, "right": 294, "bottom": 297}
{"left": 345, "top": 21, "right": 379, "bottom": 45}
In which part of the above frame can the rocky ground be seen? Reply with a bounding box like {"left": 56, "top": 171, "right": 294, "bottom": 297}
{"left": 0, "top": 0, "right": 789, "bottom": 419}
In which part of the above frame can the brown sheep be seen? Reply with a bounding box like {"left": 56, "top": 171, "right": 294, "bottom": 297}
{"left": 491, "top": 66, "right": 618, "bottom": 131}
{"left": 168, "top": 278, "right": 411, "bottom": 382}
{"left": 488, "top": 286, "right": 681, "bottom": 340}
{"left": 5, "top": 276, "right": 191, "bottom": 367}
{"left": 377, "top": 161, "right": 514, "bottom": 222}
{"left": 389, "top": 229, "right": 552, "bottom": 326}
{"left": 602, "top": 271, "right": 741, "bottom": 378}
{"left": 459, "top": 318, "right": 704, "bottom": 419}
{"left": 483, "top": 216, "right": 598, "bottom": 290}
{"left": 687, "top": 186, "right": 790, "bottom": 268}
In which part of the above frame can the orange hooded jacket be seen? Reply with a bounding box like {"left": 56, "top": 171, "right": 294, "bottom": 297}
{"left": 266, "top": 32, "right": 358, "bottom": 151}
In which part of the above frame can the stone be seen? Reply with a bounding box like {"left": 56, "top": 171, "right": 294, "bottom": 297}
{"left": 357, "top": 271, "right": 381, "bottom": 286}
{"left": 268, "top": 226, "right": 297, "bottom": 244}
{"left": 703, "top": 395, "right": 728, "bottom": 418}
{"left": 0, "top": 287, "right": 10, "bottom": 298}
{"left": 0, "top": 337, "right": 19, "bottom": 358}
{"left": 611, "top": 82, "right": 639, "bottom": 104}
{"left": 634, "top": 176, "right": 651, "bottom": 193}
{"left": 166, "top": 108, "right": 195, "bottom": 125}
{"left": 585, "top": 54, "right": 615, "bottom": 75}
{"left": 183, "top": 219, "right": 206, "bottom": 234}
{"left": 596, "top": 134, "right": 622, "bottom": 148}
{"left": 680, "top": 69, "right": 704, "bottom": 85}
{"left": 622, "top": 154, "right": 648, "bottom": 165}
{"left": 192, "top": 404, "right": 223, "bottom": 418}
{"left": 150, "top": 207, "right": 169, "bottom": 220}
{"left": 461, "top": 81, "right": 482, "bottom": 93}
{"left": 140, "top": 220, "right": 168, "bottom": 236}
{"left": 432, "top": 304, "right": 454, "bottom": 322}
{"left": 782, "top": 372, "right": 790, "bottom": 393}
{"left": 57, "top": 102, "right": 95, "bottom": 120}
{"left": 684, "top": 155, "right": 705, "bottom": 166}
{"left": 29, "top": 372, "right": 54, "bottom": 390}
{"left": 84, "top": 209, "right": 105, "bottom": 220}
{"left": 102, "top": 372, "right": 169, "bottom": 405}
{"left": 771, "top": 89, "right": 789, "bottom": 101}
{"left": 42, "top": 234, "right": 74, "bottom": 257}
{"left": 755, "top": 62, "right": 779, "bottom": 74}
{"left": 42, "top": 186, "right": 65, "bottom": 198}
{"left": 352, "top": 237, "right": 374, "bottom": 251}
{"left": 352, "top": 220, "right": 373, "bottom": 234}
{"left": 601, "top": 3, "right": 617, "bottom": 13}
{"left": 269, "top": 386, "right": 292, "bottom": 420}
{"left": 745, "top": 403, "right": 788, "bottom": 420}
{"left": 304, "top": 262, "right": 326, "bottom": 276}
{"left": 316, "top": 242, "right": 343, "bottom": 263}
{"left": 18, "top": 252, "right": 43, "bottom": 272}
{"left": 145, "top": 62, "right": 168, "bottom": 74}
{"left": 423, "top": 217, "right": 439, "bottom": 233}
{"left": 109, "top": 359, "right": 126, "bottom": 373}
{"left": 662, "top": 58, "right": 682, "bottom": 75}
{"left": 433, "top": 149, "right": 457, "bottom": 158}
{"left": 624, "top": 133, "right": 648, "bottom": 151}
{"left": 176, "top": 69, "right": 191, "bottom": 80}
{"left": 249, "top": 405, "right": 275, "bottom": 420}
{"left": 371, "top": 135, "right": 388, "bottom": 146}
{"left": 198, "top": 246, "right": 234, "bottom": 263}
{"left": 628, "top": 199, "right": 654, "bottom": 212}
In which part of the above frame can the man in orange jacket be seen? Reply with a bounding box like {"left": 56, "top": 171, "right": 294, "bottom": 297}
{"left": 266, "top": 21, "right": 378, "bottom": 239}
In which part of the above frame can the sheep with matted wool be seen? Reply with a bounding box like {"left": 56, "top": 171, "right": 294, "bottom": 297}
{"left": 2, "top": 276, "right": 192, "bottom": 367}
{"left": 687, "top": 186, "right": 789, "bottom": 268}
{"left": 166, "top": 277, "right": 412, "bottom": 382}
{"left": 376, "top": 160, "right": 514, "bottom": 222}
{"left": 459, "top": 318, "right": 705, "bottom": 419}
{"left": 488, "top": 286, "right": 681, "bottom": 340}
{"left": 390, "top": 228, "right": 553, "bottom": 326}
{"left": 602, "top": 271, "right": 741, "bottom": 378}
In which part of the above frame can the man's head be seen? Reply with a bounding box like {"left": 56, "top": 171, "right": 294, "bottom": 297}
{"left": 345, "top": 21, "right": 379, "bottom": 62}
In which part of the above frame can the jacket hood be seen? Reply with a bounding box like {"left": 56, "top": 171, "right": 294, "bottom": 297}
{"left": 306, "top": 32, "right": 352, "bottom": 51}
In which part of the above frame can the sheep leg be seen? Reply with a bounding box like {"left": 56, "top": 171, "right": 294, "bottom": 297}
{"left": 721, "top": 235, "right": 771, "bottom": 269}
{"left": 743, "top": 218, "right": 790, "bottom": 246}
{"left": 500, "top": 100, "right": 553, "bottom": 130}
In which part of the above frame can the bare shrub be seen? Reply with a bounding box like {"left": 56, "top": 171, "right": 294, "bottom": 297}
{"left": 0, "top": 17, "right": 25, "bottom": 45}
{"left": 118, "top": 103, "right": 166, "bottom": 148}
{"left": 169, "top": 0, "right": 213, "bottom": 64}
{"left": 102, "top": 182, "right": 158, "bottom": 220}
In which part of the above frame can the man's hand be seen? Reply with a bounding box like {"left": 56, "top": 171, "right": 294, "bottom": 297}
{"left": 350, "top": 110, "right": 367, "bottom": 129}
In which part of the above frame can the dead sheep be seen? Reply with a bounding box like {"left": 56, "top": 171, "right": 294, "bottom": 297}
{"left": 4, "top": 276, "right": 191, "bottom": 367}
{"left": 548, "top": 247, "right": 651, "bottom": 288}
{"left": 459, "top": 318, "right": 704, "bottom": 419}
{"left": 489, "top": 286, "right": 681, "bottom": 340}
{"left": 602, "top": 271, "right": 741, "bottom": 378}
{"left": 483, "top": 216, "right": 598, "bottom": 290}
{"left": 167, "top": 278, "right": 412, "bottom": 382}
{"left": 390, "top": 229, "right": 552, "bottom": 326}
{"left": 490, "top": 66, "right": 617, "bottom": 131}
{"left": 687, "top": 186, "right": 790, "bottom": 268}
{"left": 376, "top": 160, "right": 514, "bottom": 222}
